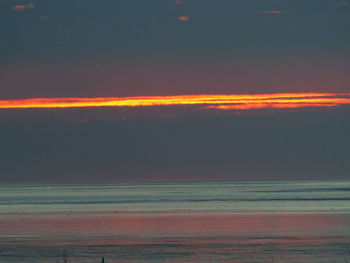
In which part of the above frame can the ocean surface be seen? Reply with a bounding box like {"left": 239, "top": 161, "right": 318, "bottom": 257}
{"left": 0, "top": 180, "right": 349, "bottom": 263}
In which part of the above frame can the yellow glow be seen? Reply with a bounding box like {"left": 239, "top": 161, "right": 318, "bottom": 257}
{"left": 0, "top": 93, "right": 349, "bottom": 110}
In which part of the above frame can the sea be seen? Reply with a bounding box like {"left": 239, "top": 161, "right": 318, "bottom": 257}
{"left": 0, "top": 180, "right": 349, "bottom": 263}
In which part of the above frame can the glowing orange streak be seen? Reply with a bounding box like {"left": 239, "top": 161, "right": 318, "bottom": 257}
{"left": 213, "top": 98, "right": 350, "bottom": 105}
{"left": 205, "top": 103, "right": 339, "bottom": 110}
{"left": 0, "top": 93, "right": 349, "bottom": 110}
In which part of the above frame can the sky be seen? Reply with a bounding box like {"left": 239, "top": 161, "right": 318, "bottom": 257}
{"left": 0, "top": 0, "right": 349, "bottom": 183}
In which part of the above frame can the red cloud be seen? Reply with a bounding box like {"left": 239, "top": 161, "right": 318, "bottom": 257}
{"left": 178, "top": 16, "right": 190, "bottom": 21}
{"left": 11, "top": 3, "right": 35, "bottom": 11}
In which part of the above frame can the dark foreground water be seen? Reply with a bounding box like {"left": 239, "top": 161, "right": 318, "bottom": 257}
{"left": 0, "top": 180, "right": 349, "bottom": 263}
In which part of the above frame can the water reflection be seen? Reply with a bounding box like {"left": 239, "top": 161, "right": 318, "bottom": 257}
{"left": 1, "top": 211, "right": 349, "bottom": 263}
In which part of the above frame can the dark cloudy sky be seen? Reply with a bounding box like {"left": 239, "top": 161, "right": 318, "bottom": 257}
{"left": 0, "top": 0, "right": 349, "bottom": 183}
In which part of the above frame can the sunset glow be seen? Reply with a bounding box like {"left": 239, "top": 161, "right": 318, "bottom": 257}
{"left": 1, "top": 93, "right": 350, "bottom": 110}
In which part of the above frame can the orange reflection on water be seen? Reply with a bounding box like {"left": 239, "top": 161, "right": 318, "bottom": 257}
{"left": 0, "top": 93, "right": 349, "bottom": 110}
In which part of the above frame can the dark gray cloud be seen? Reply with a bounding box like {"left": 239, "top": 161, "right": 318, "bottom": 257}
{"left": 1, "top": 109, "right": 349, "bottom": 183}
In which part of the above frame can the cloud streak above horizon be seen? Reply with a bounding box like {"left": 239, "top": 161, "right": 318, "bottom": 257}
{"left": 1, "top": 93, "right": 350, "bottom": 111}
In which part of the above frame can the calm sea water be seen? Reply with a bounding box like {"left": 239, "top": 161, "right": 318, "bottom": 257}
{"left": 0, "top": 180, "right": 349, "bottom": 263}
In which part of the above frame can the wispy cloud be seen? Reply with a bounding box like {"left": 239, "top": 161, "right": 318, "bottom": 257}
{"left": 0, "top": 93, "right": 349, "bottom": 111}
{"left": 258, "top": 10, "right": 288, "bottom": 15}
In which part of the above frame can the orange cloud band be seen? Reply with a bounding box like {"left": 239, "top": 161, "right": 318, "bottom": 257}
{"left": 0, "top": 93, "right": 350, "bottom": 110}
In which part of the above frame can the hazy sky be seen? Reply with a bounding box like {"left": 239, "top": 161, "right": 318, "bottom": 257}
{"left": 0, "top": 0, "right": 349, "bottom": 183}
